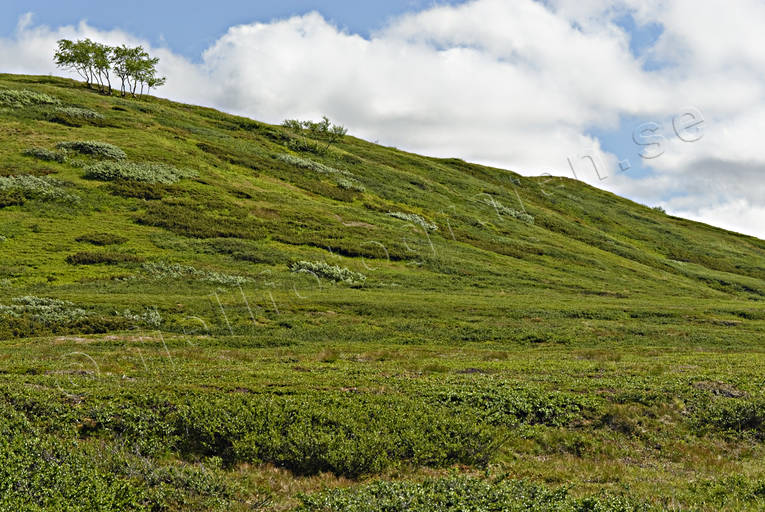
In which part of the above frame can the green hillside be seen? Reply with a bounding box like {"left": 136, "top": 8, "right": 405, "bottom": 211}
{"left": 1, "top": 73, "right": 764, "bottom": 511}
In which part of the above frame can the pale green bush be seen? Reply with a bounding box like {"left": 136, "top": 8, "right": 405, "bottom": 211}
{"left": 142, "top": 262, "right": 251, "bottom": 286}
{"left": 278, "top": 154, "right": 353, "bottom": 177}
{"left": 388, "top": 212, "right": 438, "bottom": 232}
{"left": 0, "top": 175, "right": 79, "bottom": 203}
{"left": 290, "top": 260, "right": 366, "bottom": 285}
{"left": 23, "top": 147, "right": 67, "bottom": 163}
{"left": 54, "top": 106, "right": 104, "bottom": 120}
{"left": 0, "top": 89, "right": 60, "bottom": 107}
{"left": 0, "top": 296, "right": 88, "bottom": 325}
{"left": 84, "top": 162, "right": 198, "bottom": 184}
{"left": 56, "top": 141, "right": 127, "bottom": 161}
{"left": 278, "top": 154, "right": 364, "bottom": 191}
{"left": 122, "top": 308, "right": 162, "bottom": 328}
{"left": 336, "top": 178, "right": 365, "bottom": 192}
{"left": 496, "top": 204, "right": 535, "bottom": 224}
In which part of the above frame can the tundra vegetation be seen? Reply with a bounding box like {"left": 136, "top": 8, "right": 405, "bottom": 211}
{"left": 0, "top": 73, "right": 764, "bottom": 511}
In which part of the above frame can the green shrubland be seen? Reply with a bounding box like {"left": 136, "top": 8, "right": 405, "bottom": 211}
{"left": 0, "top": 73, "right": 764, "bottom": 511}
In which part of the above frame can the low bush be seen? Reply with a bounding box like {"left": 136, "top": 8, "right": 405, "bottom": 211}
{"left": 85, "top": 161, "right": 197, "bottom": 184}
{"left": 205, "top": 238, "right": 287, "bottom": 265}
{"left": 388, "top": 211, "right": 438, "bottom": 232}
{"left": 66, "top": 251, "right": 144, "bottom": 265}
{"left": 141, "top": 261, "right": 252, "bottom": 286}
{"left": 137, "top": 200, "right": 263, "bottom": 239}
{"left": 296, "top": 477, "right": 650, "bottom": 512}
{"left": 22, "top": 147, "right": 67, "bottom": 163}
{"left": 75, "top": 233, "right": 128, "bottom": 246}
{"left": 0, "top": 88, "right": 60, "bottom": 107}
{"left": 79, "top": 393, "right": 496, "bottom": 478}
{"left": 48, "top": 107, "right": 106, "bottom": 127}
{"left": 290, "top": 260, "right": 366, "bottom": 285}
{"left": 0, "top": 296, "right": 88, "bottom": 326}
{"left": 105, "top": 180, "right": 173, "bottom": 200}
{"left": 690, "top": 396, "right": 765, "bottom": 438}
{"left": 425, "top": 385, "right": 601, "bottom": 427}
{"left": 56, "top": 140, "right": 127, "bottom": 161}
{"left": 498, "top": 205, "right": 535, "bottom": 224}
{"left": 277, "top": 153, "right": 352, "bottom": 177}
{"left": 0, "top": 175, "right": 79, "bottom": 204}
{"left": 122, "top": 307, "right": 162, "bottom": 328}
{"left": 336, "top": 177, "right": 365, "bottom": 192}
{"left": 0, "top": 188, "right": 25, "bottom": 207}
{"left": 54, "top": 106, "right": 103, "bottom": 120}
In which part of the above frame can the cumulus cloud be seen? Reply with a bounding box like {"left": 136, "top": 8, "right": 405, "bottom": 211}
{"left": 0, "top": 1, "right": 763, "bottom": 238}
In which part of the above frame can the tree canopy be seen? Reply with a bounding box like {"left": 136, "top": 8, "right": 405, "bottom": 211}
{"left": 54, "top": 39, "right": 165, "bottom": 98}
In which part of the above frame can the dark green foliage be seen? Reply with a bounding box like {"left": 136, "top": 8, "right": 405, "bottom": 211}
{"left": 66, "top": 251, "right": 144, "bottom": 265}
{"left": 76, "top": 232, "right": 129, "bottom": 246}
{"left": 296, "top": 477, "right": 650, "bottom": 512}
{"left": 691, "top": 396, "right": 765, "bottom": 438}
{"left": 137, "top": 199, "right": 263, "bottom": 239}
{"left": 0, "top": 188, "right": 25, "bottom": 207}
{"left": 105, "top": 180, "right": 173, "bottom": 200}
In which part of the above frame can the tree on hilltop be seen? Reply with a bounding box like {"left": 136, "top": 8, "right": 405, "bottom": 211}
{"left": 54, "top": 39, "right": 165, "bottom": 98}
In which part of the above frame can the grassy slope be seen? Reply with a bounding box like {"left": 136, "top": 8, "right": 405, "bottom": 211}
{"left": 0, "top": 74, "right": 764, "bottom": 511}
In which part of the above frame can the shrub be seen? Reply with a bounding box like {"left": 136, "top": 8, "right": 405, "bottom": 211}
{"left": 336, "top": 177, "right": 365, "bottom": 192}
{"left": 54, "top": 106, "right": 103, "bottom": 120}
{"left": 137, "top": 201, "right": 263, "bottom": 239}
{"left": 278, "top": 154, "right": 364, "bottom": 192}
{"left": 84, "top": 161, "right": 197, "bottom": 184}
{"left": 22, "top": 147, "right": 67, "bottom": 163}
{"left": 277, "top": 154, "right": 352, "bottom": 177}
{"left": 0, "top": 296, "right": 88, "bottom": 326}
{"left": 0, "top": 88, "right": 60, "bottom": 107}
{"left": 56, "top": 141, "right": 127, "bottom": 161}
{"left": 290, "top": 260, "right": 366, "bottom": 285}
{"left": 0, "top": 175, "right": 79, "bottom": 204}
{"left": 48, "top": 107, "right": 106, "bottom": 127}
{"left": 122, "top": 307, "right": 162, "bottom": 328}
{"left": 296, "top": 477, "right": 650, "bottom": 512}
{"left": 66, "top": 251, "right": 144, "bottom": 265}
{"left": 498, "top": 205, "right": 535, "bottom": 224}
{"left": 106, "top": 180, "right": 173, "bottom": 200}
{"left": 282, "top": 116, "right": 347, "bottom": 151}
{"left": 388, "top": 211, "right": 438, "bottom": 232}
{"left": 142, "top": 261, "right": 252, "bottom": 286}
{"left": 75, "top": 233, "right": 128, "bottom": 246}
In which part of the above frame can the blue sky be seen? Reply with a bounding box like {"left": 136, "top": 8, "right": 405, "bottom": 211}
{"left": 2, "top": 1, "right": 467, "bottom": 60}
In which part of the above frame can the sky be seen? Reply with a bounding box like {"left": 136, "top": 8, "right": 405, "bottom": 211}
{"left": 1, "top": 0, "right": 764, "bottom": 239}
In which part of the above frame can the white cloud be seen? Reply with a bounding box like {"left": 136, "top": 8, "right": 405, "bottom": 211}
{"left": 0, "top": 1, "right": 763, "bottom": 238}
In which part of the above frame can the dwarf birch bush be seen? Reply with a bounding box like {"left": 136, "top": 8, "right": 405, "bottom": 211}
{"left": 122, "top": 307, "right": 162, "bottom": 328}
{"left": 336, "top": 177, "right": 365, "bottom": 192}
{"left": 0, "top": 296, "right": 88, "bottom": 326}
{"left": 388, "top": 212, "right": 438, "bottom": 232}
{"left": 142, "top": 262, "right": 251, "bottom": 286}
{"left": 22, "top": 147, "right": 67, "bottom": 163}
{"left": 54, "top": 106, "right": 104, "bottom": 120}
{"left": 0, "top": 175, "right": 79, "bottom": 204}
{"left": 56, "top": 140, "right": 127, "bottom": 161}
{"left": 0, "top": 89, "right": 60, "bottom": 108}
{"left": 496, "top": 204, "right": 535, "bottom": 224}
{"left": 278, "top": 154, "right": 352, "bottom": 177}
{"left": 290, "top": 261, "right": 366, "bottom": 285}
{"left": 84, "top": 162, "right": 197, "bottom": 184}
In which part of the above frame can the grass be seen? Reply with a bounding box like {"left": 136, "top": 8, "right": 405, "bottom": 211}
{"left": 0, "top": 73, "right": 764, "bottom": 511}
